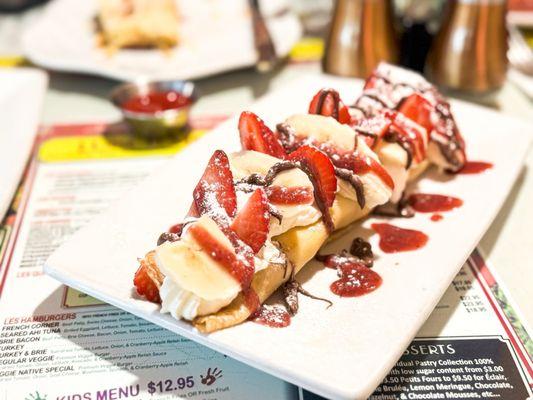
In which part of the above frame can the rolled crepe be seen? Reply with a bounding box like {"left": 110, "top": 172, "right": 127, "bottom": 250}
{"left": 138, "top": 117, "right": 398, "bottom": 333}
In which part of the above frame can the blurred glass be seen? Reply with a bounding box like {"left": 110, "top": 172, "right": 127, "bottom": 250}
{"left": 322, "top": 0, "right": 398, "bottom": 78}
{"left": 426, "top": 0, "right": 508, "bottom": 95}
{"left": 396, "top": 0, "right": 443, "bottom": 72}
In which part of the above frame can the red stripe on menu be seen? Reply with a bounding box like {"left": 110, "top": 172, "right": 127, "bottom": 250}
{"left": 468, "top": 250, "right": 533, "bottom": 378}
{"left": 0, "top": 157, "right": 38, "bottom": 297}
{"left": 37, "top": 115, "right": 229, "bottom": 141}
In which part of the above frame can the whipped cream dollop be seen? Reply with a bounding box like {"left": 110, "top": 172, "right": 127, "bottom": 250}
{"left": 158, "top": 237, "right": 286, "bottom": 321}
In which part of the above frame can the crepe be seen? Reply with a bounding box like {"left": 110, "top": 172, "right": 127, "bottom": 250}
{"left": 97, "top": 0, "right": 179, "bottom": 49}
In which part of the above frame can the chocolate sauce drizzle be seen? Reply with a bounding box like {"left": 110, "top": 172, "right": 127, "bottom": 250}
{"left": 372, "top": 195, "right": 414, "bottom": 218}
{"left": 277, "top": 123, "right": 371, "bottom": 214}
{"left": 350, "top": 237, "right": 374, "bottom": 268}
{"left": 282, "top": 270, "right": 333, "bottom": 316}
{"left": 383, "top": 129, "right": 414, "bottom": 169}
{"left": 157, "top": 232, "right": 181, "bottom": 246}
{"left": 334, "top": 167, "right": 365, "bottom": 209}
{"left": 366, "top": 73, "right": 465, "bottom": 170}
{"left": 237, "top": 161, "right": 300, "bottom": 188}
{"left": 276, "top": 123, "right": 300, "bottom": 153}
{"left": 293, "top": 160, "right": 335, "bottom": 233}
{"left": 315, "top": 237, "right": 375, "bottom": 269}
{"left": 236, "top": 160, "right": 336, "bottom": 232}
{"left": 268, "top": 205, "right": 283, "bottom": 223}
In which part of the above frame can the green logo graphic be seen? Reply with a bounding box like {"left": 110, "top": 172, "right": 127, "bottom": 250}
{"left": 25, "top": 392, "right": 47, "bottom": 400}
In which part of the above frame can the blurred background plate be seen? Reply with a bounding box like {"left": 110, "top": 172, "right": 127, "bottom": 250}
{"left": 21, "top": 0, "right": 302, "bottom": 81}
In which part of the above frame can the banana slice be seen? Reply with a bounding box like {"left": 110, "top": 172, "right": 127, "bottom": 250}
{"left": 285, "top": 114, "right": 360, "bottom": 152}
{"left": 156, "top": 215, "right": 242, "bottom": 320}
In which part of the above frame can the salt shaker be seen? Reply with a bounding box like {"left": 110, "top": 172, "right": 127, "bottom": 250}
{"left": 425, "top": 0, "right": 508, "bottom": 95}
{"left": 322, "top": 0, "right": 398, "bottom": 78}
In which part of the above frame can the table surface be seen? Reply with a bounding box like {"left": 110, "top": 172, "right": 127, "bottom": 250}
{"left": 1, "top": 5, "right": 532, "bottom": 335}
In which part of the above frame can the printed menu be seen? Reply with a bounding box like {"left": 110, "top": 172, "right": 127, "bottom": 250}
{"left": 0, "top": 123, "right": 531, "bottom": 400}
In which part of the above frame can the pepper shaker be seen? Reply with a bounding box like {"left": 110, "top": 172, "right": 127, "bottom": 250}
{"left": 426, "top": 0, "right": 508, "bottom": 95}
{"left": 322, "top": 0, "right": 399, "bottom": 78}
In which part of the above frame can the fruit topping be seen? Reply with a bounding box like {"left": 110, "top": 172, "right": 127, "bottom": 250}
{"left": 265, "top": 185, "right": 314, "bottom": 205}
{"left": 396, "top": 93, "right": 432, "bottom": 133}
{"left": 288, "top": 145, "right": 337, "bottom": 231}
{"left": 231, "top": 188, "right": 270, "bottom": 253}
{"left": 308, "top": 88, "right": 352, "bottom": 125}
{"left": 134, "top": 254, "right": 164, "bottom": 303}
{"left": 193, "top": 150, "right": 237, "bottom": 220}
{"left": 189, "top": 223, "right": 255, "bottom": 289}
{"left": 238, "top": 111, "right": 287, "bottom": 159}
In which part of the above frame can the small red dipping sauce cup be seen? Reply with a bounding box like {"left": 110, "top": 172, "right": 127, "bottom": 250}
{"left": 110, "top": 80, "right": 196, "bottom": 138}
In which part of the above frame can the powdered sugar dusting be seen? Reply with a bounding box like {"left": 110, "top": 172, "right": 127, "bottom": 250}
{"left": 251, "top": 305, "right": 291, "bottom": 328}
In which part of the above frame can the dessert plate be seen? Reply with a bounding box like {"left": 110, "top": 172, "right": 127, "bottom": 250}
{"left": 22, "top": 0, "right": 301, "bottom": 81}
{"left": 45, "top": 76, "right": 532, "bottom": 399}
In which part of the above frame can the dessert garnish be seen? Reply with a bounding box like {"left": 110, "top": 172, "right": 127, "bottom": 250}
{"left": 407, "top": 193, "right": 463, "bottom": 213}
{"left": 251, "top": 305, "right": 291, "bottom": 328}
{"left": 316, "top": 237, "right": 381, "bottom": 297}
{"left": 371, "top": 223, "right": 428, "bottom": 253}
{"left": 453, "top": 161, "right": 493, "bottom": 175}
{"left": 132, "top": 65, "right": 478, "bottom": 332}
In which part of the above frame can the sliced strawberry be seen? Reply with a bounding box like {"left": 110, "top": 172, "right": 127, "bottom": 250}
{"left": 168, "top": 223, "right": 184, "bottom": 235}
{"left": 238, "top": 111, "right": 287, "bottom": 158}
{"left": 133, "top": 259, "right": 161, "bottom": 303}
{"left": 390, "top": 113, "right": 427, "bottom": 164}
{"left": 189, "top": 223, "right": 254, "bottom": 288}
{"left": 363, "top": 73, "right": 380, "bottom": 90}
{"left": 288, "top": 145, "right": 337, "bottom": 231}
{"left": 352, "top": 112, "right": 393, "bottom": 148}
{"left": 289, "top": 146, "right": 337, "bottom": 207}
{"left": 231, "top": 188, "right": 270, "bottom": 253}
{"left": 193, "top": 150, "right": 237, "bottom": 219}
{"left": 308, "top": 89, "right": 352, "bottom": 125}
{"left": 396, "top": 93, "right": 433, "bottom": 133}
{"left": 266, "top": 185, "right": 314, "bottom": 205}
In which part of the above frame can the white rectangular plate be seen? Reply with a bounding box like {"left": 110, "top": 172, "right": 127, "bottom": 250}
{"left": 45, "top": 76, "right": 532, "bottom": 399}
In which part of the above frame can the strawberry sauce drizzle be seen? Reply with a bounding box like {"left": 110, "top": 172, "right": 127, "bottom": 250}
{"left": 408, "top": 193, "right": 463, "bottom": 213}
{"left": 251, "top": 305, "right": 291, "bottom": 328}
{"left": 316, "top": 252, "right": 382, "bottom": 297}
{"left": 331, "top": 262, "right": 382, "bottom": 297}
{"left": 371, "top": 223, "right": 428, "bottom": 253}
{"left": 188, "top": 224, "right": 254, "bottom": 289}
{"left": 431, "top": 214, "right": 443, "bottom": 222}
{"left": 243, "top": 288, "right": 260, "bottom": 314}
{"left": 266, "top": 186, "right": 314, "bottom": 205}
{"left": 454, "top": 161, "right": 493, "bottom": 175}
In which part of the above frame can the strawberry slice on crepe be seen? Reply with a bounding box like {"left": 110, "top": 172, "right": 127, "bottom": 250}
{"left": 238, "top": 111, "right": 287, "bottom": 159}
{"left": 396, "top": 93, "right": 433, "bottom": 134}
{"left": 193, "top": 150, "right": 237, "bottom": 220}
{"left": 133, "top": 252, "right": 164, "bottom": 303}
{"left": 231, "top": 188, "right": 270, "bottom": 253}
{"left": 288, "top": 145, "right": 337, "bottom": 232}
{"left": 309, "top": 88, "right": 352, "bottom": 125}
